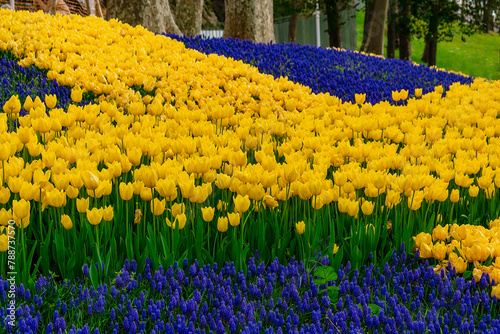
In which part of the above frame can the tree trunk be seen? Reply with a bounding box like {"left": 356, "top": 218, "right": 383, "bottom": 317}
{"left": 425, "top": 5, "right": 439, "bottom": 67}
{"left": 224, "top": 0, "right": 274, "bottom": 43}
{"left": 288, "top": 12, "right": 299, "bottom": 43}
{"left": 258, "top": 0, "right": 275, "bottom": 43}
{"left": 325, "top": 0, "right": 342, "bottom": 48}
{"left": 51, "top": 0, "right": 57, "bottom": 15}
{"left": 398, "top": 0, "right": 411, "bottom": 61}
{"left": 106, "top": 0, "right": 182, "bottom": 35}
{"left": 483, "top": 0, "right": 494, "bottom": 33}
{"left": 365, "top": 0, "right": 389, "bottom": 55}
{"left": 421, "top": 40, "right": 429, "bottom": 63}
{"left": 360, "top": 0, "right": 375, "bottom": 51}
{"left": 386, "top": 0, "right": 397, "bottom": 58}
{"left": 176, "top": 0, "right": 204, "bottom": 36}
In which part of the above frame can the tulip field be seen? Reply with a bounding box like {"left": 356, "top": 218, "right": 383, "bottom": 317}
{"left": 1, "top": 8, "right": 500, "bottom": 333}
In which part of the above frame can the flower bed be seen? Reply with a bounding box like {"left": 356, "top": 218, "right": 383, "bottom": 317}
{"left": 168, "top": 35, "right": 474, "bottom": 105}
{"left": 0, "top": 8, "right": 499, "bottom": 333}
{"left": 2, "top": 248, "right": 500, "bottom": 333}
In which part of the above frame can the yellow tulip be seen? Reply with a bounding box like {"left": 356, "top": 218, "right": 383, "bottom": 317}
{"left": 0, "top": 208, "right": 13, "bottom": 226}
{"left": 0, "top": 142, "right": 12, "bottom": 162}
{"left": 171, "top": 202, "right": 185, "bottom": 218}
{"left": 354, "top": 93, "right": 366, "bottom": 105}
{"left": 391, "top": 90, "right": 400, "bottom": 102}
{"left": 468, "top": 185, "right": 479, "bottom": 197}
{"left": 140, "top": 187, "right": 153, "bottom": 201}
{"left": 13, "top": 199, "right": 30, "bottom": 220}
{"left": 201, "top": 206, "right": 215, "bottom": 222}
{"left": 23, "top": 96, "right": 34, "bottom": 112}
{"left": 473, "top": 268, "right": 483, "bottom": 283}
{"left": 81, "top": 170, "right": 100, "bottom": 191}
{"left": 102, "top": 206, "right": 114, "bottom": 221}
{"left": 432, "top": 242, "right": 447, "bottom": 260}
{"left": 492, "top": 285, "right": 500, "bottom": 299}
{"left": 217, "top": 216, "right": 228, "bottom": 232}
{"left": 61, "top": 214, "right": 73, "bottom": 230}
{"left": 448, "top": 253, "right": 467, "bottom": 274}
{"left": 0, "top": 234, "right": 8, "bottom": 252}
{"left": 419, "top": 242, "right": 433, "bottom": 258}
{"left": 45, "top": 189, "right": 67, "bottom": 208}
{"left": 333, "top": 244, "right": 339, "bottom": 255}
{"left": 166, "top": 213, "right": 187, "bottom": 230}
{"left": 347, "top": 200, "right": 359, "bottom": 218}
{"left": 228, "top": 212, "right": 240, "bottom": 227}
{"left": 361, "top": 200, "right": 374, "bottom": 216}
{"left": 0, "top": 187, "right": 10, "bottom": 205}
{"left": 449, "top": 189, "right": 459, "bottom": 203}
{"left": 432, "top": 225, "right": 449, "bottom": 242}
{"left": 414, "top": 88, "right": 422, "bottom": 98}
{"left": 263, "top": 194, "right": 279, "bottom": 209}
{"left": 155, "top": 179, "right": 177, "bottom": 201}
{"left": 143, "top": 168, "right": 158, "bottom": 188}
{"left": 295, "top": 220, "right": 305, "bottom": 235}
{"left": 87, "top": 208, "right": 103, "bottom": 226}
{"left": 71, "top": 88, "right": 83, "bottom": 103}
{"left": 44, "top": 94, "right": 57, "bottom": 109}
{"left": 76, "top": 197, "right": 90, "bottom": 213}
{"left": 413, "top": 232, "right": 432, "bottom": 249}
{"left": 128, "top": 101, "right": 146, "bottom": 116}
{"left": 8, "top": 177, "right": 24, "bottom": 194}
{"left": 283, "top": 164, "right": 298, "bottom": 184}
{"left": 127, "top": 147, "right": 142, "bottom": 166}
{"left": 151, "top": 198, "right": 166, "bottom": 216}
{"left": 3, "top": 95, "right": 21, "bottom": 114}
{"left": 233, "top": 194, "right": 250, "bottom": 213}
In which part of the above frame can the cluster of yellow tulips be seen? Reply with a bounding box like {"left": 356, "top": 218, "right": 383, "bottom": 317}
{"left": 414, "top": 219, "right": 500, "bottom": 293}
{"left": 0, "top": 8, "right": 500, "bottom": 279}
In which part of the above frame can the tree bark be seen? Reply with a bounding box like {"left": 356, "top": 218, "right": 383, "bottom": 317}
{"left": 398, "top": 0, "right": 411, "bottom": 61}
{"left": 51, "top": 0, "right": 57, "bottom": 15}
{"left": 106, "top": 0, "right": 182, "bottom": 35}
{"left": 288, "top": 12, "right": 299, "bottom": 43}
{"left": 224, "top": 0, "right": 274, "bottom": 43}
{"left": 360, "top": 0, "right": 375, "bottom": 51}
{"left": 424, "top": 4, "right": 439, "bottom": 67}
{"left": 325, "top": 0, "right": 342, "bottom": 48}
{"left": 483, "top": 0, "right": 494, "bottom": 33}
{"left": 176, "top": 0, "right": 204, "bottom": 36}
{"left": 258, "top": 0, "right": 275, "bottom": 43}
{"left": 421, "top": 40, "right": 429, "bottom": 63}
{"left": 365, "top": 0, "right": 389, "bottom": 55}
{"left": 386, "top": 0, "right": 397, "bottom": 58}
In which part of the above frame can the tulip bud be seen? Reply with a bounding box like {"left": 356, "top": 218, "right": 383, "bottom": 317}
{"left": 295, "top": 221, "right": 305, "bottom": 235}
{"left": 201, "top": 206, "right": 215, "bottom": 222}
{"left": 61, "top": 214, "right": 73, "bottom": 230}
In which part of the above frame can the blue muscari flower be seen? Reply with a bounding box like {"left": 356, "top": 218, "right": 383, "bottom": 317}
{"left": 82, "top": 264, "right": 89, "bottom": 278}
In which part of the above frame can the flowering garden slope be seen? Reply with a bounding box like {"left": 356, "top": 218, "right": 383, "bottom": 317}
{"left": 0, "top": 9, "right": 500, "bottom": 333}
{"left": 169, "top": 35, "right": 474, "bottom": 105}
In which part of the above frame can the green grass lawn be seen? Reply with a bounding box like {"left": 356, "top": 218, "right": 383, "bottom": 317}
{"left": 356, "top": 11, "right": 500, "bottom": 80}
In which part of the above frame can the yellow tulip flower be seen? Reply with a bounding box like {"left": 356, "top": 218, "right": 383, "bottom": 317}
{"left": 44, "top": 94, "right": 57, "bottom": 109}
{"left": 468, "top": 185, "right": 479, "bottom": 197}
{"left": 155, "top": 179, "right": 177, "bottom": 201}
{"left": 233, "top": 194, "right": 250, "bottom": 213}
{"left": 87, "top": 208, "right": 103, "bottom": 226}
{"left": 492, "top": 285, "right": 500, "bottom": 299}
{"left": 228, "top": 212, "right": 240, "bottom": 227}
{"left": 171, "top": 202, "right": 185, "bottom": 218}
{"left": 151, "top": 198, "right": 166, "bottom": 216}
{"left": 432, "top": 225, "right": 449, "bottom": 242}
{"left": 61, "top": 214, "right": 73, "bottom": 230}
{"left": 3, "top": 95, "right": 21, "bottom": 114}
{"left": 450, "top": 189, "right": 459, "bottom": 203}
{"left": 143, "top": 168, "right": 158, "bottom": 188}
{"left": 76, "top": 197, "right": 90, "bottom": 213}
{"left": 295, "top": 220, "right": 305, "bottom": 235}
{"left": 361, "top": 200, "right": 374, "bottom": 216}
{"left": 432, "top": 242, "right": 447, "bottom": 260}
{"left": 13, "top": 199, "right": 30, "bottom": 220}
{"left": 201, "top": 206, "right": 215, "bottom": 222}
{"left": 81, "top": 170, "right": 100, "bottom": 191}
{"left": 140, "top": 187, "right": 153, "bottom": 201}
{"left": 166, "top": 214, "right": 187, "bottom": 230}
{"left": 0, "top": 233, "right": 8, "bottom": 252}
{"left": 71, "top": 88, "right": 83, "bottom": 103}
{"left": 103, "top": 206, "right": 114, "bottom": 222}
{"left": 217, "top": 216, "right": 228, "bottom": 233}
